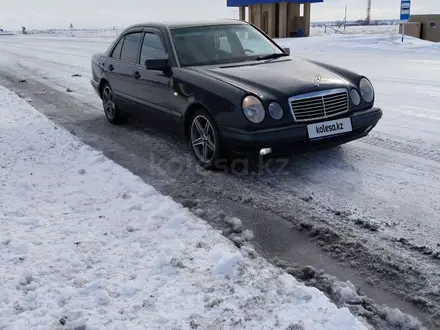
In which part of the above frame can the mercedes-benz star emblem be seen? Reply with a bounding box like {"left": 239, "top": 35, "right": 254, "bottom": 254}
{"left": 314, "top": 75, "right": 321, "bottom": 86}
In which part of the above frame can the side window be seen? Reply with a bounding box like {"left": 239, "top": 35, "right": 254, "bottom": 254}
{"left": 110, "top": 37, "right": 124, "bottom": 59}
{"left": 218, "top": 36, "right": 232, "bottom": 54}
{"left": 140, "top": 33, "right": 168, "bottom": 65}
{"left": 120, "top": 32, "right": 143, "bottom": 63}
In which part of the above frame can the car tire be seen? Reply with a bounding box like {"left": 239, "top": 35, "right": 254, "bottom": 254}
{"left": 101, "top": 82, "right": 128, "bottom": 125}
{"left": 189, "top": 109, "right": 225, "bottom": 170}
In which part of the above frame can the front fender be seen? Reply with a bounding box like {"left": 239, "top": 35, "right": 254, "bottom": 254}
{"left": 172, "top": 68, "right": 249, "bottom": 129}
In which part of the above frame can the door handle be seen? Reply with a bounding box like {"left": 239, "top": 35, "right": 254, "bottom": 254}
{"left": 108, "top": 64, "right": 114, "bottom": 71}
{"left": 132, "top": 71, "right": 141, "bottom": 79}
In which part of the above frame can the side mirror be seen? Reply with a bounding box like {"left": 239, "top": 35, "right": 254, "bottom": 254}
{"left": 282, "top": 47, "right": 290, "bottom": 55}
{"left": 145, "top": 58, "right": 169, "bottom": 71}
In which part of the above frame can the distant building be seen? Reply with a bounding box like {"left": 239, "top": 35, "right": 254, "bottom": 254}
{"left": 399, "top": 14, "right": 440, "bottom": 42}
{"left": 227, "top": 0, "right": 324, "bottom": 38}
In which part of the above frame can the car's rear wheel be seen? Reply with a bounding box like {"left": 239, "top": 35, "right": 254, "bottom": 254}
{"left": 189, "top": 110, "right": 223, "bottom": 170}
{"left": 101, "top": 83, "right": 128, "bottom": 125}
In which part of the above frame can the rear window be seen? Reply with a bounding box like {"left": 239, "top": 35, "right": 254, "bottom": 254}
{"left": 110, "top": 37, "right": 124, "bottom": 59}
{"left": 120, "top": 32, "right": 142, "bottom": 63}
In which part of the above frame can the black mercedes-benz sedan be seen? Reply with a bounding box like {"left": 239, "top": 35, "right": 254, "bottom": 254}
{"left": 90, "top": 19, "right": 382, "bottom": 169}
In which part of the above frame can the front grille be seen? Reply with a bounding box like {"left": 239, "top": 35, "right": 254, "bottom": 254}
{"left": 289, "top": 88, "right": 349, "bottom": 122}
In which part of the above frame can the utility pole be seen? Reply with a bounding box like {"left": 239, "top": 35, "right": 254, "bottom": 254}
{"left": 366, "top": 0, "right": 371, "bottom": 25}
{"left": 344, "top": 6, "right": 347, "bottom": 31}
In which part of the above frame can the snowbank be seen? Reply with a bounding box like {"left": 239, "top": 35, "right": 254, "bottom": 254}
{"left": 0, "top": 85, "right": 367, "bottom": 329}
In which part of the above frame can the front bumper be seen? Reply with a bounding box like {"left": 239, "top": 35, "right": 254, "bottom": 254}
{"left": 219, "top": 107, "right": 383, "bottom": 156}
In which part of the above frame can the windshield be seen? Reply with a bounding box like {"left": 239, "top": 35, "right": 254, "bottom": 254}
{"left": 170, "top": 24, "right": 285, "bottom": 67}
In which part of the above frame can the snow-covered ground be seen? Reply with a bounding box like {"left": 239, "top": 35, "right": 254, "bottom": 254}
{"left": 279, "top": 33, "right": 440, "bottom": 54}
{"left": 274, "top": 34, "right": 440, "bottom": 247}
{"left": 310, "top": 24, "right": 399, "bottom": 36}
{"left": 1, "top": 29, "right": 440, "bottom": 328}
{"left": 6, "top": 23, "right": 400, "bottom": 38}
{"left": 1, "top": 32, "right": 438, "bottom": 251}
{"left": 0, "top": 86, "right": 368, "bottom": 329}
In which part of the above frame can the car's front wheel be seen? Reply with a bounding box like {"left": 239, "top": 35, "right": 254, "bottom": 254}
{"left": 189, "top": 110, "right": 223, "bottom": 169}
{"left": 101, "top": 83, "right": 128, "bottom": 125}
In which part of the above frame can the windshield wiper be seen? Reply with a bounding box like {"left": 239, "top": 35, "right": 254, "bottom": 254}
{"left": 255, "top": 53, "right": 290, "bottom": 61}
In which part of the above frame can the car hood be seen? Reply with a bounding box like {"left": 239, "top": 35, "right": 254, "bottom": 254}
{"left": 193, "top": 57, "right": 349, "bottom": 97}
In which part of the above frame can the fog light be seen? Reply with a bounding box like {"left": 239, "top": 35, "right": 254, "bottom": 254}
{"left": 260, "top": 148, "right": 272, "bottom": 156}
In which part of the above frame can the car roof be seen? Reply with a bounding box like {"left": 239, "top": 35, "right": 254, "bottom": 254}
{"left": 126, "top": 19, "right": 248, "bottom": 30}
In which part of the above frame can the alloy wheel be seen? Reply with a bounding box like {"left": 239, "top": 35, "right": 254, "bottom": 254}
{"left": 102, "top": 86, "right": 116, "bottom": 120}
{"left": 190, "top": 115, "right": 217, "bottom": 164}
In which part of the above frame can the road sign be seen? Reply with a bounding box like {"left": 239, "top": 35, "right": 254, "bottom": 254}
{"left": 400, "top": 0, "right": 411, "bottom": 21}
{"left": 400, "top": 0, "right": 411, "bottom": 42}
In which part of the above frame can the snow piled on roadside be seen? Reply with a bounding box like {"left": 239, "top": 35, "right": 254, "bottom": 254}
{"left": 0, "top": 85, "right": 368, "bottom": 330}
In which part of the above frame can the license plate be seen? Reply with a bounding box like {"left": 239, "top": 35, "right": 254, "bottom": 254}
{"left": 307, "top": 117, "right": 352, "bottom": 140}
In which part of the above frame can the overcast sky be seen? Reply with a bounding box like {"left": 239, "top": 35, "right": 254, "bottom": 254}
{"left": 1, "top": 0, "right": 438, "bottom": 30}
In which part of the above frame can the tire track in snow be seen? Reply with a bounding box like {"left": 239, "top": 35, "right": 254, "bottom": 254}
{"left": 361, "top": 133, "right": 440, "bottom": 164}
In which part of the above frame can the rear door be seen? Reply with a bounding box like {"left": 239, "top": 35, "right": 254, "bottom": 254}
{"left": 104, "top": 35, "right": 125, "bottom": 96}
{"left": 115, "top": 31, "right": 144, "bottom": 112}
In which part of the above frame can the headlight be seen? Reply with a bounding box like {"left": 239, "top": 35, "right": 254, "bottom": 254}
{"left": 268, "top": 102, "right": 283, "bottom": 120}
{"left": 242, "top": 95, "right": 265, "bottom": 124}
{"left": 350, "top": 89, "right": 361, "bottom": 106}
{"left": 359, "top": 78, "right": 374, "bottom": 103}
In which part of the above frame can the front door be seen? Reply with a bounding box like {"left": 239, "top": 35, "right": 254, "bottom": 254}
{"left": 132, "top": 30, "right": 181, "bottom": 124}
